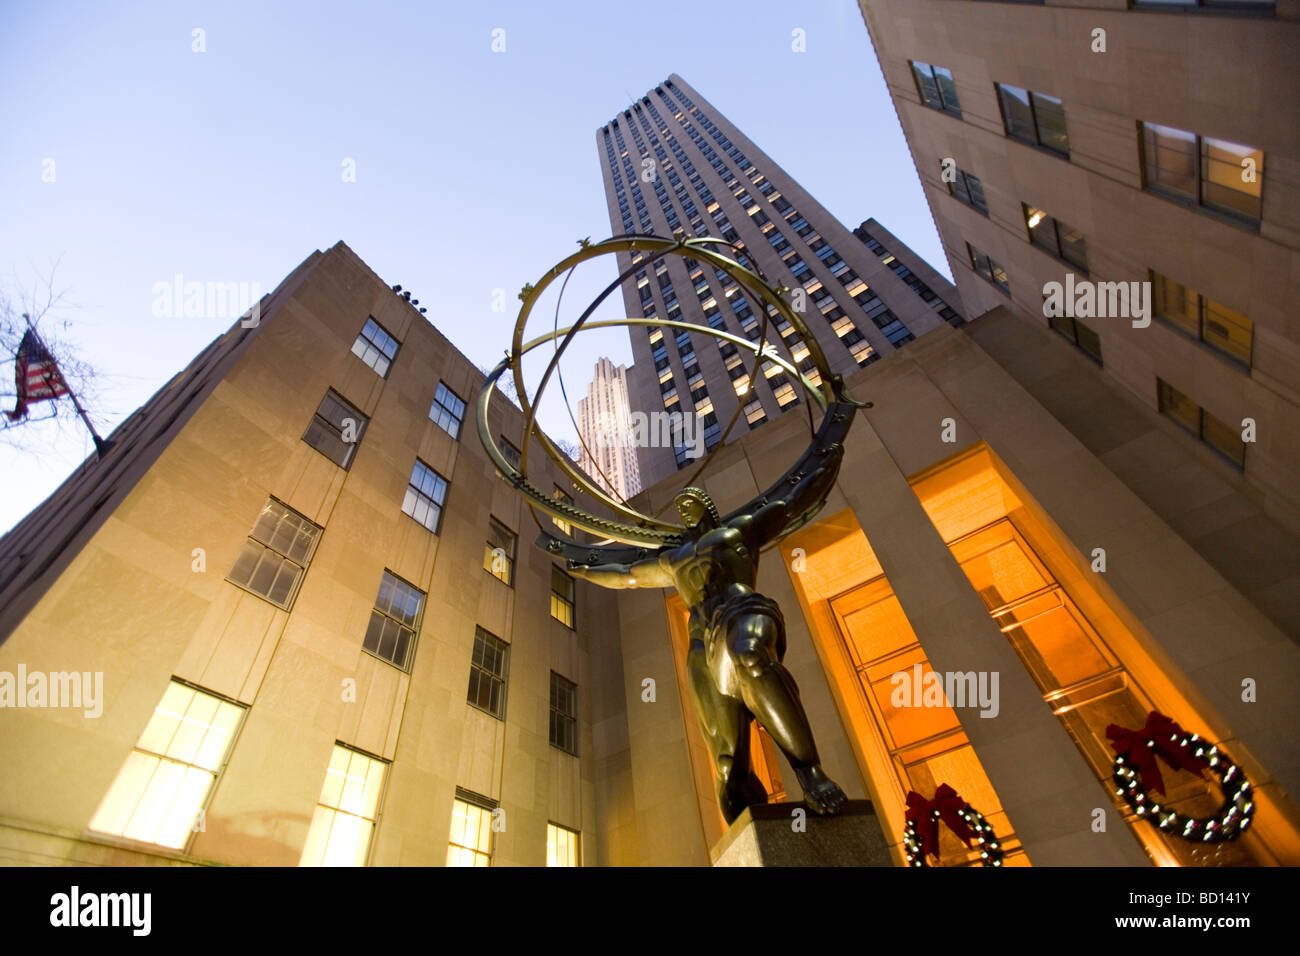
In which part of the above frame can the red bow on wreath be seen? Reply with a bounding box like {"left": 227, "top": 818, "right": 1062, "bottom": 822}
{"left": 904, "top": 784, "right": 975, "bottom": 858}
{"left": 1105, "top": 710, "right": 1209, "bottom": 795}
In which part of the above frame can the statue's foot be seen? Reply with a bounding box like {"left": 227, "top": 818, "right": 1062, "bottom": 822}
{"left": 795, "top": 764, "right": 847, "bottom": 816}
{"left": 719, "top": 773, "right": 769, "bottom": 824}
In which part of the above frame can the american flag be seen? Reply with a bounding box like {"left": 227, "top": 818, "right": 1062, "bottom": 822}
{"left": 7, "top": 328, "right": 69, "bottom": 421}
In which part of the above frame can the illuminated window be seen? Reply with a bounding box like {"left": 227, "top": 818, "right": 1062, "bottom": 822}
{"left": 402, "top": 460, "right": 448, "bottom": 533}
{"left": 967, "top": 243, "right": 1010, "bottom": 295}
{"left": 550, "top": 672, "right": 579, "bottom": 754}
{"left": 1151, "top": 270, "right": 1252, "bottom": 367}
{"left": 484, "top": 517, "right": 516, "bottom": 586}
{"left": 467, "top": 627, "right": 509, "bottom": 719}
{"left": 552, "top": 485, "right": 574, "bottom": 535}
{"left": 89, "top": 680, "right": 246, "bottom": 850}
{"left": 550, "top": 566, "right": 575, "bottom": 628}
{"left": 1023, "top": 204, "right": 1088, "bottom": 272}
{"left": 303, "top": 390, "right": 367, "bottom": 468}
{"left": 447, "top": 790, "right": 496, "bottom": 866}
{"left": 430, "top": 382, "right": 466, "bottom": 439}
{"left": 363, "top": 570, "right": 424, "bottom": 671}
{"left": 772, "top": 382, "right": 798, "bottom": 407}
{"left": 744, "top": 398, "right": 766, "bottom": 426}
{"left": 1140, "top": 123, "right": 1262, "bottom": 226}
{"left": 547, "top": 823, "right": 580, "bottom": 866}
{"left": 351, "top": 317, "right": 400, "bottom": 378}
{"left": 227, "top": 498, "right": 322, "bottom": 610}
{"left": 299, "top": 744, "right": 387, "bottom": 866}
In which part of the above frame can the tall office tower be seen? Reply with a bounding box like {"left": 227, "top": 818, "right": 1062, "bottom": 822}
{"left": 597, "top": 74, "right": 964, "bottom": 487}
{"left": 577, "top": 357, "right": 642, "bottom": 500}
{"left": 855, "top": 1, "right": 1300, "bottom": 637}
{"left": 0, "top": 242, "right": 613, "bottom": 867}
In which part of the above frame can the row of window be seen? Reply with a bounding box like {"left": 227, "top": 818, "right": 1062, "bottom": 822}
{"left": 88, "top": 679, "right": 581, "bottom": 865}
{"left": 917, "top": 61, "right": 1264, "bottom": 229}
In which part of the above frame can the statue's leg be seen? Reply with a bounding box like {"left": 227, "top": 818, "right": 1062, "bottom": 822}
{"left": 687, "top": 638, "right": 764, "bottom": 824}
{"left": 730, "top": 613, "right": 848, "bottom": 815}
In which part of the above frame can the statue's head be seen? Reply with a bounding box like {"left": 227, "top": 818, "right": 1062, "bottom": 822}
{"left": 674, "top": 487, "right": 721, "bottom": 531}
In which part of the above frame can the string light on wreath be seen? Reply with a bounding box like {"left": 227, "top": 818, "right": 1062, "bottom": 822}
{"left": 902, "top": 784, "right": 1004, "bottom": 867}
{"left": 1107, "top": 710, "right": 1254, "bottom": 844}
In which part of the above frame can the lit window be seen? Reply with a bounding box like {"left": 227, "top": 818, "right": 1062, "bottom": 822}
{"left": 1023, "top": 204, "right": 1088, "bottom": 272}
{"left": 363, "top": 571, "right": 424, "bottom": 671}
{"left": 996, "top": 83, "right": 1069, "bottom": 156}
{"left": 89, "top": 680, "right": 246, "bottom": 850}
{"left": 547, "top": 823, "right": 580, "bottom": 867}
{"left": 351, "top": 317, "right": 400, "bottom": 377}
{"left": 744, "top": 398, "right": 766, "bottom": 426}
{"left": 447, "top": 790, "right": 496, "bottom": 866}
{"left": 484, "top": 518, "right": 517, "bottom": 586}
{"left": 550, "top": 671, "right": 579, "bottom": 754}
{"left": 227, "top": 498, "right": 322, "bottom": 610}
{"left": 467, "top": 627, "right": 509, "bottom": 720}
{"left": 430, "top": 382, "right": 466, "bottom": 439}
{"left": 552, "top": 486, "right": 574, "bottom": 535}
{"left": 550, "top": 566, "right": 575, "bottom": 629}
{"left": 966, "top": 242, "right": 1011, "bottom": 295}
{"left": 1151, "top": 270, "right": 1252, "bottom": 367}
{"left": 303, "top": 390, "right": 367, "bottom": 468}
{"left": 1140, "top": 122, "right": 1262, "bottom": 226}
{"left": 772, "top": 382, "right": 798, "bottom": 407}
{"left": 299, "top": 744, "right": 387, "bottom": 866}
{"left": 403, "top": 460, "right": 448, "bottom": 533}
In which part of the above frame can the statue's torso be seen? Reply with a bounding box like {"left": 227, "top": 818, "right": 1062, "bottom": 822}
{"left": 666, "top": 523, "right": 758, "bottom": 612}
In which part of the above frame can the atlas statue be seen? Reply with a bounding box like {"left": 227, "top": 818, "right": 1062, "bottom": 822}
{"left": 477, "top": 234, "right": 869, "bottom": 826}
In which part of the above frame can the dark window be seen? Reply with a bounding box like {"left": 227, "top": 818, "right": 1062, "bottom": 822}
{"left": 1048, "top": 311, "right": 1103, "bottom": 365}
{"left": 549, "top": 672, "right": 579, "bottom": 755}
{"left": 467, "top": 627, "right": 509, "bottom": 719}
{"left": 996, "top": 83, "right": 1069, "bottom": 156}
{"left": 1157, "top": 378, "right": 1245, "bottom": 469}
{"left": 403, "top": 460, "right": 448, "bottom": 533}
{"left": 966, "top": 242, "right": 1011, "bottom": 295}
{"left": 303, "top": 390, "right": 367, "bottom": 468}
{"left": 500, "top": 437, "right": 522, "bottom": 471}
{"left": 363, "top": 571, "right": 424, "bottom": 671}
{"left": 1151, "top": 270, "right": 1252, "bottom": 367}
{"left": 911, "top": 61, "right": 961, "bottom": 117}
{"left": 227, "top": 499, "right": 322, "bottom": 610}
{"left": 430, "top": 383, "right": 466, "bottom": 439}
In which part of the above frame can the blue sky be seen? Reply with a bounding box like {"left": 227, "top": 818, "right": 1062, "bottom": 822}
{"left": 0, "top": 0, "right": 949, "bottom": 534}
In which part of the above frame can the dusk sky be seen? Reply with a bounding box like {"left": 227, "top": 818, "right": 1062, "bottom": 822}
{"left": 0, "top": 0, "right": 949, "bottom": 534}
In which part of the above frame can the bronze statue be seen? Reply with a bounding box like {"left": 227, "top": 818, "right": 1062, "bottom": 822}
{"left": 558, "top": 433, "right": 850, "bottom": 824}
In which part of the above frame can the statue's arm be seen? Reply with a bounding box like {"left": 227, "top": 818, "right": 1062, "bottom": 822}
{"left": 568, "top": 552, "right": 674, "bottom": 590}
{"left": 747, "top": 446, "right": 845, "bottom": 546}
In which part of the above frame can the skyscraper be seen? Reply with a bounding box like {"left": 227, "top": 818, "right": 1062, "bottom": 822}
{"left": 576, "top": 357, "right": 642, "bottom": 500}
{"left": 855, "top": 0, "right": 1300, "bottom": 638}
{"left": 597, "top": 74, "right": 964, "bottom": 487}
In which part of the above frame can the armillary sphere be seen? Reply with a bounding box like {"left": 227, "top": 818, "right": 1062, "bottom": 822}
{"left": 476, "top": 233, "right": 870, "bottom": 560}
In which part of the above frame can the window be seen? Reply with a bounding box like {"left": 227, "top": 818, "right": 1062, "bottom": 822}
{"left": 467, "top": 627, "right": 509, "bottom": 719}
{"left": 552, "top": 485, "right": 574, "bottom": 535}
{"left": 484, "top": 518, "right": 517, "bottom": 586}
{"left": 1048, "top": 312, "right": 1103, "bottom": 365}
{"left": 89, "top": 680, "right": 246, "bottom": 850}
{"left": 966, "top": 242, "right": 1010, "bottom": 295}
{"left": 403, "top": 460, "right": 448, "bottom": 533}
{"left": 351, "top": 317, "right": 400, "bottom": 377}
{"left": 447, "top": 789, "right": 496, "bottom": 866}
{"left": 946, "top": 165, "right": 988, "bottom": 215}
{"left": 299, "top": 744, "right": 387, "bottom": 866}
{"left": 1139, "top": 122, "right": 1262, "bottom": 226}
{"left": 430, "top": 382, "right": 466, "bottom": 439}
{"left": 910, "top": 61, "right": 961, "bottom": 117}
{"left": 996, "top": 83, "right": 1069, "bottom": 156}
{"left": 547, "top": 823, "right": 580, "bottom": 867}
{"left": 550, "top": 566, "right": 575, "bottom": 628}
{"left": 363, "top": 570, "right": 424, "bottom": 670}
{"left": 550, "top": 672, "right": 579, "bottom": 755}
{"left": 1151, "top": 270, "right": 1253, "bottom": 366}
{"left": 1023, "top": 204, "right": 1089, "bottom": 271}
{"left": 1158, "top": 378, "right": 1246, "bottom": 468}
{"left": 227, "top": 498, "right": 322, "bottom": 610}
{"left": 500, "top": 437, "right": 522, "bottom": 471}
{"left": 304, "top": 390, "right": 367, "bottom": 468}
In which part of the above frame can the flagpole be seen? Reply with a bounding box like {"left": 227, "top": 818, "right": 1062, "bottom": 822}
{"left": 21, "top": 313, "right": 114, "bottom": 459}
